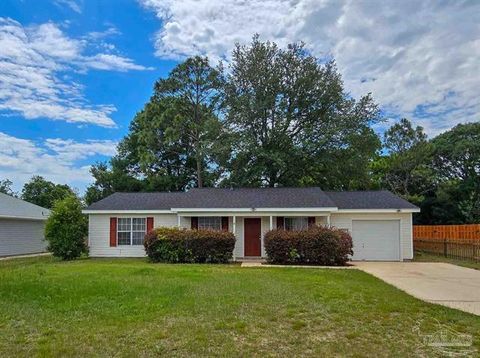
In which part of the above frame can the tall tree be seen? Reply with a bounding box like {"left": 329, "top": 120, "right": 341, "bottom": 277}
{"left": 22, "top": 176, "right": 76, "bottom": 209}
{"left": 384, "top": 118, "right": 427, "bottom": 154}
{"left": 0, "top": 179, "right": 16, "bottom": 197}
{"left": 153, "top": 56, "right": 226, "bottom": 187}
{"left": 85, "top": 57, "right": 229, "bottom": 204}
{"left": 430, "top": 122, "right": 480, "bottom": 223}
{"left": 374, "top": 118, "right": 433, "bottom": 204}
{"left": 223, "top": 36, "right": 381, "bottom": 188}
{"left": 115, "top": 98, "right": 201, "bottom": 192}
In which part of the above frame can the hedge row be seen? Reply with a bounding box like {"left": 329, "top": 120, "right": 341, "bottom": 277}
{"left": 264, "top": 226, "right": 353, "bottom": 265}
{"left": 144, "top": 227, "right": 236, "bottom": 263}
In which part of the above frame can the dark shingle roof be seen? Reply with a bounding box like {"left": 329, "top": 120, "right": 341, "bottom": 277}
{"left": 179, "top": 187, "right": 336, "bottom": 208}
{"left": 85, "top": 188, "right": 418, "bottom": 211}
{"left": 85, "top": 192, "right": 186, "bottom": 211}
{"left": 324, "top": 190, "right": 419, "bottom": 210}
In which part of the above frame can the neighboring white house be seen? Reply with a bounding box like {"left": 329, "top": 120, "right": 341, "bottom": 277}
{"left": 83, "top": 187, "right": 420, "bottom": 261}
{"left": 0, "top": 193, "right": 50, "bottom": 257}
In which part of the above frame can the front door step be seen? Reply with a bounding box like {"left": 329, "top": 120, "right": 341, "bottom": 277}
{"left": 241, "top": 261, "right": 264, "bottom": 267}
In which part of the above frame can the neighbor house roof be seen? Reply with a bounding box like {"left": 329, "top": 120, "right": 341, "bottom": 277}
{"left": 0, "top": 193, "right": 50, "bottom": 220}
{"left": 324, "top": 190, "right": 419, "bottom": 210}
{"left": 84, "top": 187, "right": 419, "bottom": 212}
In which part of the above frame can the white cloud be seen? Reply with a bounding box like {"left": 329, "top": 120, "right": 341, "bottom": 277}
{"left": 0, "top": 132, "right": 117, "bottom": 191}
{"left": 82, "top": 54, "right": 154, "bottom": 72}
{"left": 85, "top": 26, "right": 121, "bottom": 41}
{"left": 0, "top": 18, "right": 151, "bottom": 127}
{"left": 54, "top": 0, "right": 82, "bottom": 14}
{"left": 140, "top": 0, "right": 480, "bottom": 136}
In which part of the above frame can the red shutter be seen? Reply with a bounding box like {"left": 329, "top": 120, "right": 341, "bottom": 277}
{"left": 109, "top": 217, "right": 117, "bottom": 247}
{"left": 146, "top": 217, "right": 154, "bottom": 233}
{"left": 308, "top": 217, "right": 316, "bottom": 227}
{"left": 191, "top": 217, "right": 198, "bottom": 229}
{"left": 276, "top": 217, "right": 284, "bottom": 229}
{"left": 221, "top": 217, "right": 229, "bottom": 231}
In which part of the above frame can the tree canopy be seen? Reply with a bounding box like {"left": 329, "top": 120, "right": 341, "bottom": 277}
{"left": 373, "top": 118, "right": 434, "bottom": 205}
{"left": 0, "top": 179, "right": 16, "bottom": 197}
{"left": 21, "top": 176, "right": 76, "bottom": 209}
{"left": 223, "top": 37, "right": 381, "bottom": 188}
{"left": 82, "top": 37, "right": 480, "bottom": 224}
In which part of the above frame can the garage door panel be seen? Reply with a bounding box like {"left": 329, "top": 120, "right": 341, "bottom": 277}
{"left": 0, "top": 219, "right": 46, "bottom": 256}
{"left": 352, "top": 220, "right": 400, "bottom": 261}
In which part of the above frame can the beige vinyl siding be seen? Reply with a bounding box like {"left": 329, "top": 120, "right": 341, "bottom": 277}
{"left": 232, "top": 216, "right": 273, "bottom": 258}
{"left": 329, "top": 212, "right": 413, "bottom": 260}
{"left": 233, "top": 217, "right": 243, "bottom": 258}
{"left": 316, "top": 216, "right": 328, "bottom": 225}
{"left": 233, "top": 216, "right": 329, "bottom": 258}
{"left": 0, "top": 218, "right": 47, "bottom": 256}
{"left": 88, "top": 212, "right": 414, "bottom": 260}
{"left": 88, "top": 214, "right": 178, "bottom": 257}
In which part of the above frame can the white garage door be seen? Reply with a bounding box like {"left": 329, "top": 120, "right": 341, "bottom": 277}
{"left": 352, "top": 220, "right": 400, "bottom": 261}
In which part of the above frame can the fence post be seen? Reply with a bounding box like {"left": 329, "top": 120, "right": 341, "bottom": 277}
{"left": 444, "top": 238, "right": 447, "bottom": 257}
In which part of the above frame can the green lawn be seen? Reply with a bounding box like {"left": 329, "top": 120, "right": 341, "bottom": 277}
{"left": 0, "top": 257, "right": 479, "bottom": 357}
{"left": 414, "top": 250, "right": 480, "bottom": 270}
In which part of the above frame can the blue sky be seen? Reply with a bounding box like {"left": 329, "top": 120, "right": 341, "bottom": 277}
{"left": 0, "top": 0, "right": 479, "bottom": 193}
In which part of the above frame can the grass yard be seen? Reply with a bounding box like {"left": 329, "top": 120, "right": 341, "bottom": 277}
{"left": 414, "top": 250, "right": 480, "bottom": 270}
{"left": 0, "top": 257, "right": 479, "bottom": 357}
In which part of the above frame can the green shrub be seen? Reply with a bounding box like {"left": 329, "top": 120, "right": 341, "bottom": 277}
{"left": 264, "top": 226, "right": 353, "bottom": 265}
{"left": 144, "top": 227, "right": 236, "bottom": 263}
{"left": 44, "top": 196, "right": 88, "bottom": 260}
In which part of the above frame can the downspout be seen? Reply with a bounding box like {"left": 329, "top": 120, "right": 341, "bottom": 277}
{"left": 232, "top": 215, "right": 236, "bottom": 261}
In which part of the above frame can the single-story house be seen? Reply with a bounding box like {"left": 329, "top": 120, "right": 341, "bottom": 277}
{"left": 83, "top": 187, "right": 419, "bottom": 261}
{"left": 0, "top": 193, "right": 50, "bottom": 257}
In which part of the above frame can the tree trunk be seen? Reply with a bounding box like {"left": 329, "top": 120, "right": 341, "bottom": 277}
{"left": 196, "top": 152, "right": 203, "bottom": 188}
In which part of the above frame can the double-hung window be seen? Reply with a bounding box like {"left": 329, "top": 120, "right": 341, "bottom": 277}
{"left": 198, "top": 217, "right": 222, "bottom": 230}
{"left": 117, "top": 218, "right": 146, "bottom": 245}
{"left": 284, "top": 217, "right": 308, "bottom": 231}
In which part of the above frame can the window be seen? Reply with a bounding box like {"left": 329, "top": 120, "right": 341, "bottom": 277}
{"left": 117, "top": 218, "right": 146, "bottom": 245}
{"left": 284, "top": 217, "right": 308, "bottom": 231}
{"left": 198, "top": 217, "right": 222, "bottom": 230}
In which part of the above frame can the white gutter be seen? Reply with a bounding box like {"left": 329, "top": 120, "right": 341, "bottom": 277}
{"left": 82, "top": 207, "right": 419, "bottom": 215}
{"left": 82, "top": 209, "right": 173, "bottom": 214}
{"left": 336, "top": 208, "right": 420, "bottom": 213}
{"left": 171, "top": 207, "right": 339, "bottom": 213}
{"left": 0, "top": 214, "right": 49, "bottom": 221}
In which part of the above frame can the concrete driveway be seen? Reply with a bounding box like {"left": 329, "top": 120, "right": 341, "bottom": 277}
{"left": 354, "top": 262, "right": 480, "bottom": 316}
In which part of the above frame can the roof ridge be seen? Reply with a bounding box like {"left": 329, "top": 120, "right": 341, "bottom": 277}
{"left": 112, "top": 191, "right": 185, "bottom": 194}
{"left": 325, "top": 189, "right": 391, "bottom": 193}
{"left": 189, "top": 186, "right": 324, "bottom": 190}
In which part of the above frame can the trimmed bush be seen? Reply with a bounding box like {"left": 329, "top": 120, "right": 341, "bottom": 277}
{"left": 264, "top": 226, "right": 353, "bottom": 265}
{"left": 44, "top": 195, "right": 88, "bottom": 260}
{"left": 144, "top": 227, "right": 236, "bottom": 263}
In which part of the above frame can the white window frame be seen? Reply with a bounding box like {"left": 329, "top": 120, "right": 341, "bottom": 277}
{"left": 284, "top": 217, "right": 309, "bottom": 231}
{"left": 117, "top": 218, "right": 146, "bottom": 246}
{"left": 198, "top": 217, "right": 222, "bottom": 231}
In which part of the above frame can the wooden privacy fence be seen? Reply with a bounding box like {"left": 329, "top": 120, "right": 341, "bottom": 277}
{"left": 413, "top": 224, "right": 480, "bottom": 240}
{"left": 413, "top": 225, "right": 480, "bottom": 261}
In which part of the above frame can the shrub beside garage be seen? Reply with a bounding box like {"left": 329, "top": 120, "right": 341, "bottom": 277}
{"left": 144, "top": 227, "right": 236, "bottom": 263}
{"left": 264, "top": 226, "right": 353, "bottom": 265}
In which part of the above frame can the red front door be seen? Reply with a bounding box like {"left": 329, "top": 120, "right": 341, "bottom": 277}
{"left": 244, "top": 218, "right": 261, "bottom": 257}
